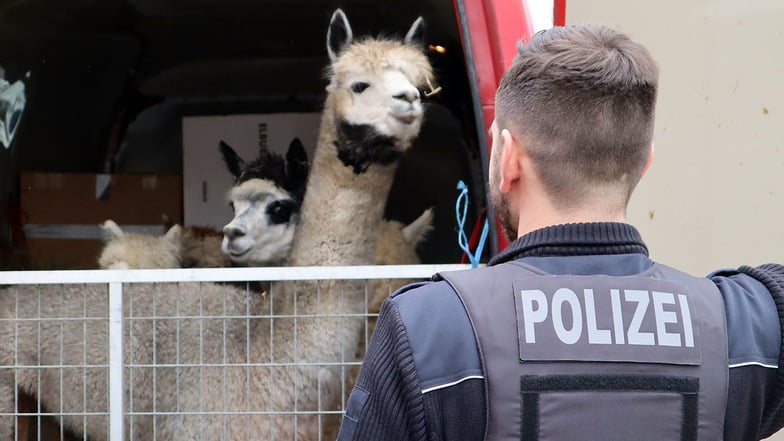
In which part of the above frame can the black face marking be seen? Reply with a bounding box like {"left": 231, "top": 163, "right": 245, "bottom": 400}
{"left": 235, "top": 151, "right": 286, "bottom": 187}
{"left": 334, "top": 121, "right": 403, "bottom": 174}
{"left": 266, "top": 199, "right": 297, "bottom": 225}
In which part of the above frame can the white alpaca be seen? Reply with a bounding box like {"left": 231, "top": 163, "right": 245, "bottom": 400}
{"left": 98, "top": 220, "right": 182, "bottom": 269}
{"left": 156, "top": 138, "right": 307, "bottom": 269}
{"left": 0, "top": 9, "right": 433, "bottom": 440}
{"left": 220, "top": 138, "right": 308, "bottom": 267}
{"left": 100, "top": 219, "right": 230, "bottom": 269}
{"left": 99, "top": 138, "right": 308, "bottom": 271}
{"left": 276, "top": 10, "right": 432, "bottom": 435}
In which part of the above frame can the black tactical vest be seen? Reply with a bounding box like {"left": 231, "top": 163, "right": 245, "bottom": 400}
{"left": 438, "top": 261, "right": 728, "bottom": 441}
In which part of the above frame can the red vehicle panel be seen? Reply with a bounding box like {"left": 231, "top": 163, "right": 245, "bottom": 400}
{"left": 455, "top": 0, "right": 565, "bottom": 252}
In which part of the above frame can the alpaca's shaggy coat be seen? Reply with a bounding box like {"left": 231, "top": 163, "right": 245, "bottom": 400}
{"left": 175, "top": 224, "right": 231, "bottom": 268}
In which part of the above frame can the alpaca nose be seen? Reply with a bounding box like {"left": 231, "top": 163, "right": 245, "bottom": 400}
{"left": 223, "top": 225, "right": 245, "bottom": 239}
{"left": 393, "top": 88, "right": 420, "bottom": 104}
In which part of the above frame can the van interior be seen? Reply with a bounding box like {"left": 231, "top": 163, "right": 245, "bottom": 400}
{"left": 0, "top": 0, "right": 492, "bottom": 269}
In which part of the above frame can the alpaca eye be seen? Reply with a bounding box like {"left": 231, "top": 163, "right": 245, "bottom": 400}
{"left": 228, "top": 202, "right": 235, "bottom": 213}
{"left": 350, "top": 82, "right": 370, "bottom": 93}
{"left": 267, "top": 200, "right": 294, "bottom": 225}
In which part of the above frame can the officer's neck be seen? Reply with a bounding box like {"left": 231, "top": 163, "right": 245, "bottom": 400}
{"left": 515, "top": 191, "right": 628, "bottom": 239}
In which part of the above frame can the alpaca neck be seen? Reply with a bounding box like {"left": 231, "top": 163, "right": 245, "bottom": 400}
{"left": 270, "top": 116, "right": 402, "bottom": 363}
{"left": 288, "top": 100, "right": 403, "bottom": 268}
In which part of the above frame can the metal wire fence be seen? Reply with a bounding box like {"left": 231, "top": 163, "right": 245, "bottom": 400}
{"left": 0, "top": 264, "right": 467, "bottom": 441}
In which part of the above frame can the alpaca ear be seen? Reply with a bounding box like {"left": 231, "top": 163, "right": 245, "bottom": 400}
{"left": 219, "top": 140, "right": 245, "bottom": 181}
{"left": 286, "top": 138, "right": 310, "bottom": 200}
{"left": 402, "top": 207, "right": 434, "bottom": 245}
{"left": 287, "top": 137, "right": 307, "bottom": 159}
{"left": 286, "top": 138, "right": 309, "bottom": 172}
{"left": 404, "top": 16, "right": 426, "bottom": 47}
{"left": 327, "top": 8, "right": 353, "bottom": 62}
{"left": 161, "top": 214, "right": 173, "bottom": 230}
{"left": 163, "top": 224, "right": 183, "bottom": 256}
{"left": 100, "top": 220, "right": 124, "bottom": 242}
{"left": 164, "top": 224, "right": 182, "bottom": 243}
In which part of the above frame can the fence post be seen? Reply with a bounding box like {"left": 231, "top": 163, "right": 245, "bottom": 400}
{"left": 108, "top": 282, "right": 124, "bottom": 441}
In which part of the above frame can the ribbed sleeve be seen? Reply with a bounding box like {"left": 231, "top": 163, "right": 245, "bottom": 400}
{"left": 349, "top": 300, "right": 428, "bottom": 441}
{"left": 736, "top": 263, "right": 784, "bottom": 438}
{"left": 422, "top": 379, "right": 485, "bottom": 441}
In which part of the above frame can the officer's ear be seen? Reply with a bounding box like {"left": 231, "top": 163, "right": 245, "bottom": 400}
{"left": 641, "top": 143, "right": 655, "bottom": 178}
{"left": 498, "top": 128, "right": 523, "bottom": 194}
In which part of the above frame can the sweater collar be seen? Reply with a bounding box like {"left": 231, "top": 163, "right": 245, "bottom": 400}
{"left": 488, "top": 222, "right": 649, "bottom": 266}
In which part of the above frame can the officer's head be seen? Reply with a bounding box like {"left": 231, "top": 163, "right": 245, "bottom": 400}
{"left": 489, "top": 24, "right": 658, "bottom": 241}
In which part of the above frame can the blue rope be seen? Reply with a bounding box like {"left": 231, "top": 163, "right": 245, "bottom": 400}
{"left": 455, "top": 180, "right": 489, "bottom": 268}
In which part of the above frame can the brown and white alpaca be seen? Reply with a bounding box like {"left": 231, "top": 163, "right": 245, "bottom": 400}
{"left": 0, "top": 9, "right": 433, "bottom": 440}
{"left": 171, "top": 223, "right": 230, "bottom": 268}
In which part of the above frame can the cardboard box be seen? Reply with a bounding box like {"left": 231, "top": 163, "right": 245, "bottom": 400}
{"left": 20, "top": 172, "right": 182, "bottom": 269}
{"left": 182, "top": 113, "right": 321, "bottom": 229}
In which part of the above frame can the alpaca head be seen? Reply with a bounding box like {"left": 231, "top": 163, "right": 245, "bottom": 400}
{"left": 325, "top": 9, "right": 435, "bottom": 174}
{"left": 98, "top": 220, "right": 182, "bottom": 269}
{"left": 220, "top": 138, "right": 309, "bottom": 266}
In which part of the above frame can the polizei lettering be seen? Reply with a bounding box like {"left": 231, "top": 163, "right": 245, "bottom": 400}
{"left": 521, "top": 288, "right": 693, "bottom": 347}
{"left": 513, "top": 276, "right": 701, "bottom": 365}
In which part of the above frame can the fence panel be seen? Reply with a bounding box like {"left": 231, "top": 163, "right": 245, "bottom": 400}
{"left": 0, "top": 264, "right": 468, "bottom": 441}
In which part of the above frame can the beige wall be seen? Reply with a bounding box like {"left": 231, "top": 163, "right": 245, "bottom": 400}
{"left": 568, "top": 1, "right": 784, "bottom": 439}
{"left": 569, "top": 0, "right": 784, "bottom": 277}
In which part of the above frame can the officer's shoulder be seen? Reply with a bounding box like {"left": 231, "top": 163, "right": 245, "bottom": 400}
{"left": 709, "top": 267, "right": 774, "bottom": 294}
{"left": 386, "top": 275, "right": 482, "bottom": 390}
{"left": 386, "top": 278, "right": 470, "bottom": 320}
{"left": 387, "top": 268, "right": 498, "bottom": 320}
{"left": 708, "top": 267, "right": 779, "bottom": 320}
{"left": 389, "top": 279, "right": 456, "bottom": 302}
{"left": 709, "top": 267, "right": 781, "bottom": 368}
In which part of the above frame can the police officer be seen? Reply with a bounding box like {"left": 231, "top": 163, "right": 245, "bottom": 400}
{"left": 336, "top": 24, "right": 784, "bottom": 441}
